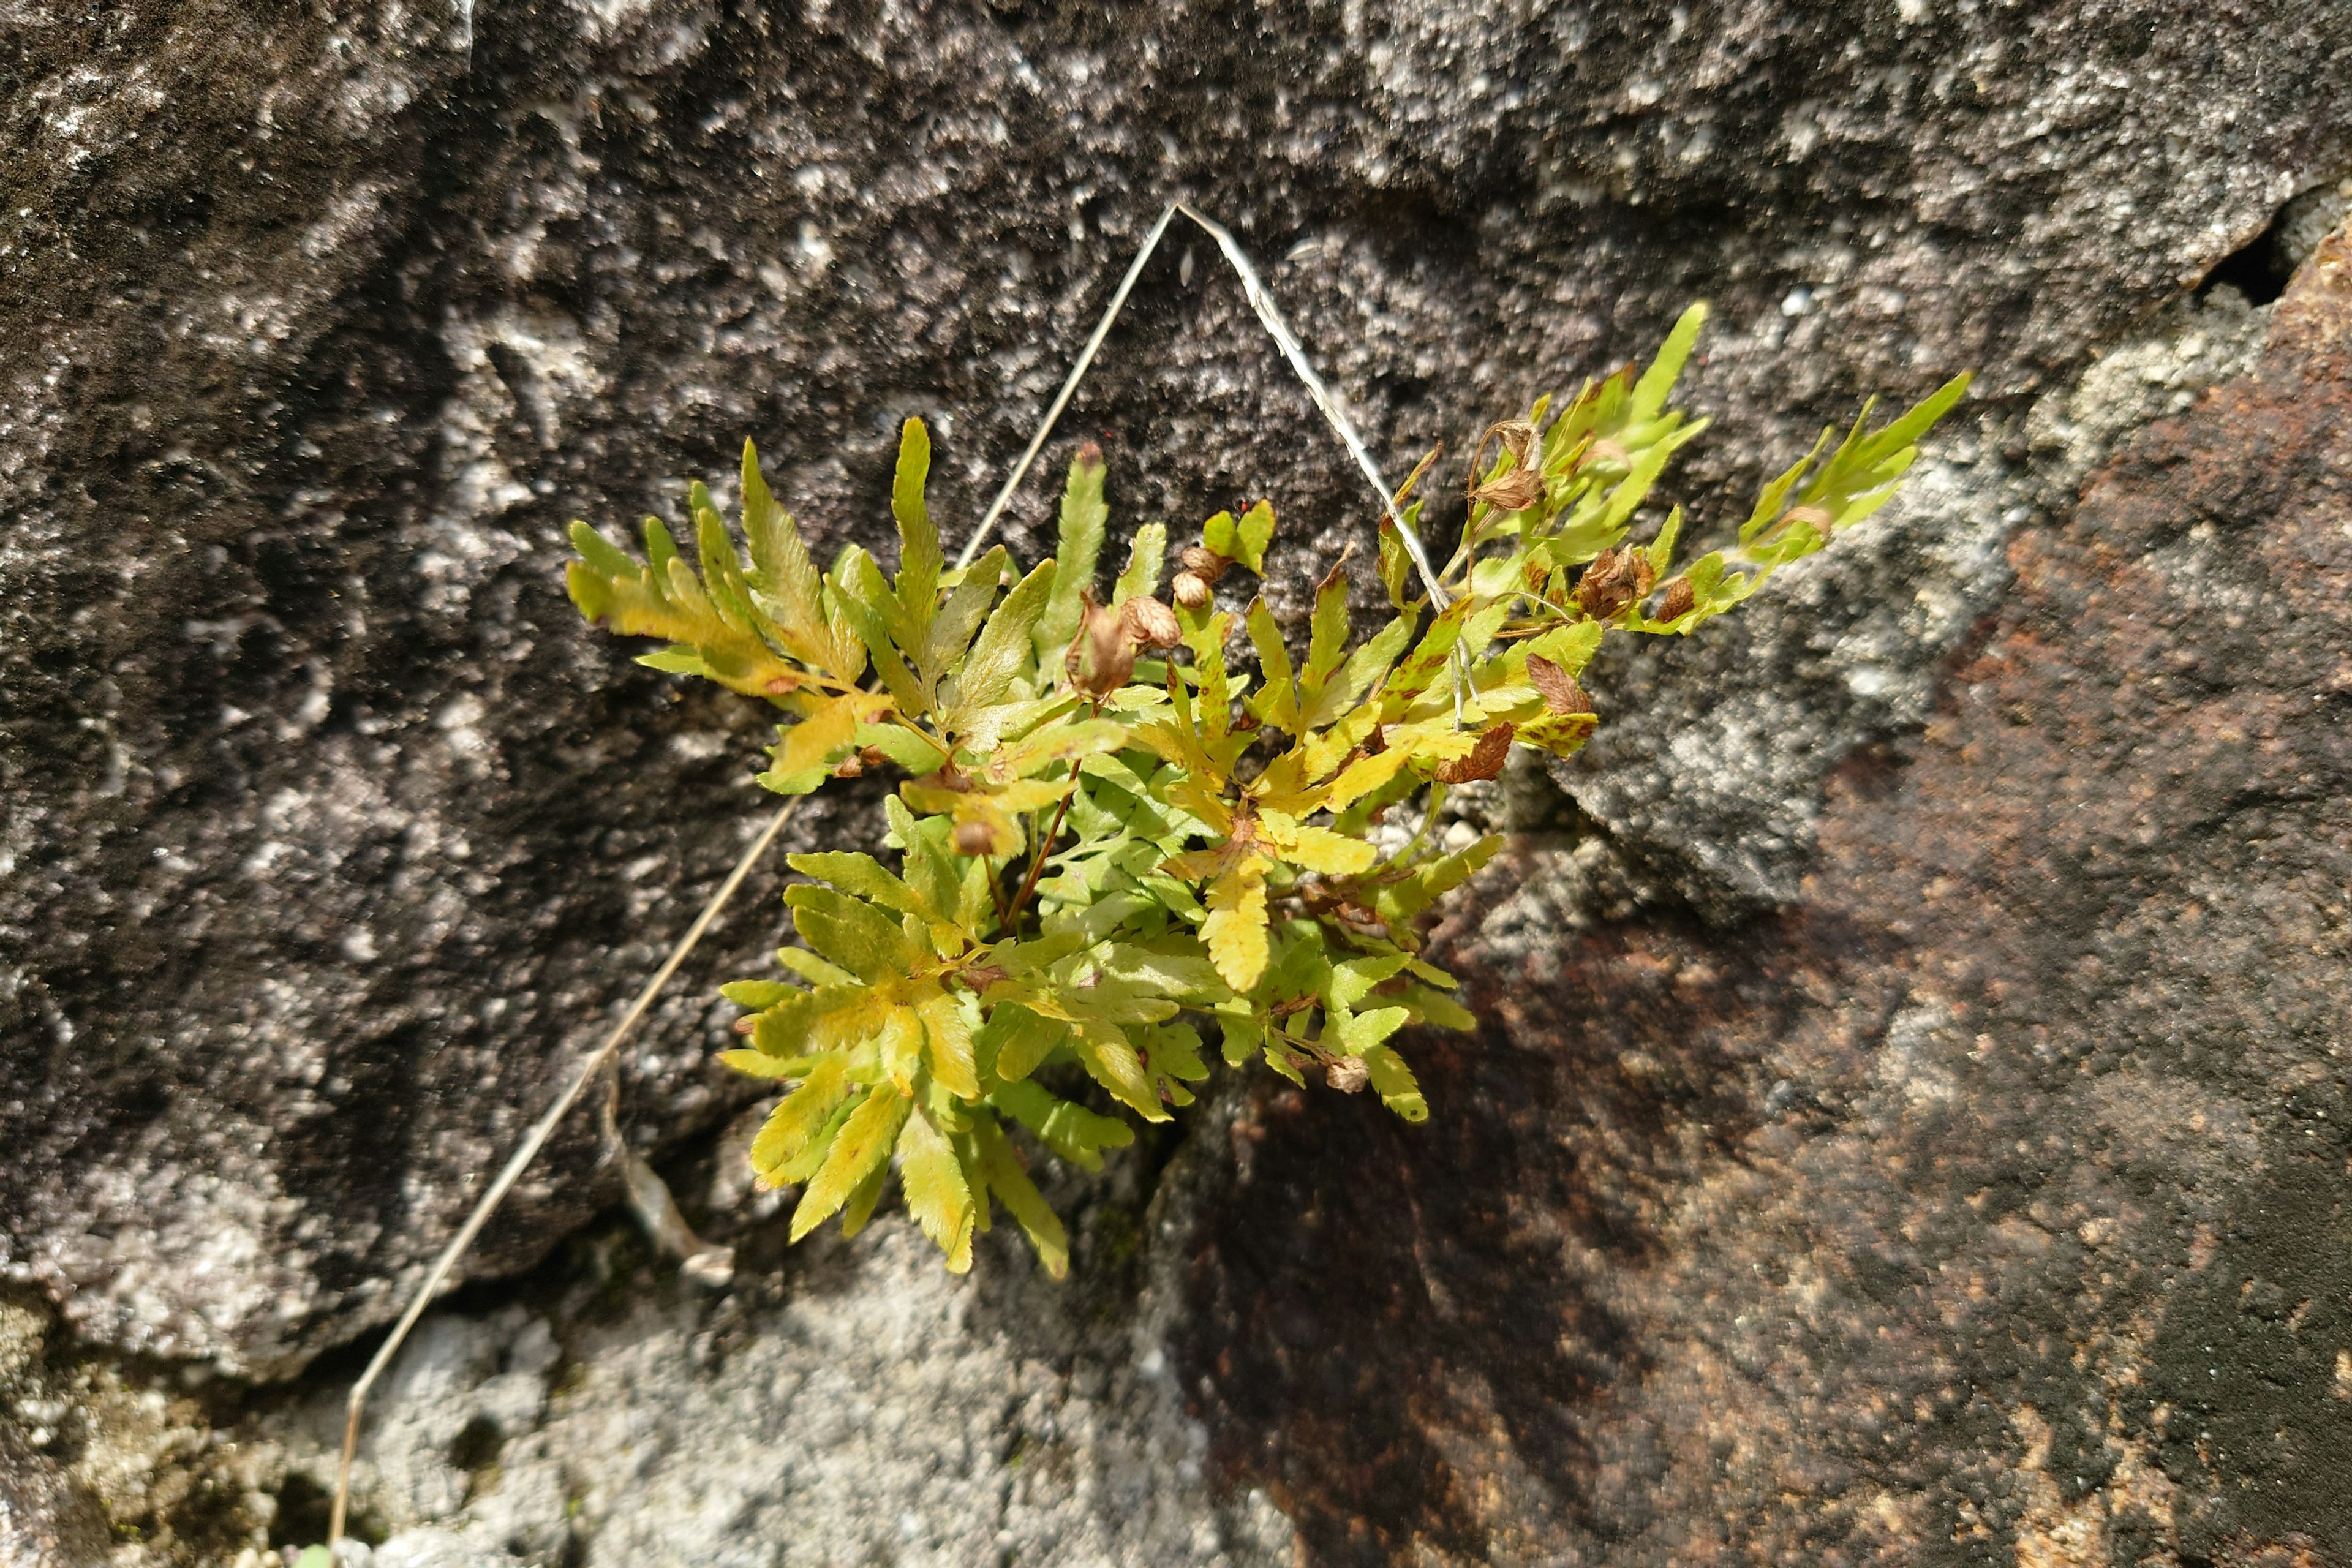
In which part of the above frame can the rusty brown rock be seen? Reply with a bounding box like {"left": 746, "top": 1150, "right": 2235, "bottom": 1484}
{"left": 1180, "top": 236, "right": 2352, "bottom": 1565}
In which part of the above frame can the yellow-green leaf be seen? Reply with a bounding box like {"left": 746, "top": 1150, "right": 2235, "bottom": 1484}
{"left": 1112, "top": 521, "right": 1166, "bottom": 605}
{"left": 892, "top": 418, "right": 941, "bottom": 630}
{"left": 837, "top": 1158, "right": 891, "bottom": 1238}
{"left": 918, "top": 990, "right": 980, "bottom": 1099}
{"left": 971, "top": 1118, "right": 1068, "bottom": 1278}
{"left": 1072, "top": 1023, "right": 1168, "bottom": 1122}
{"left": 785, "top": 884, "right": 919, "bottom": 982}
{"left": 878, "top": 1005, "right": 924, "bottom": 1095}
{"left": 764, "top": 693, "right": 875, "bottom": 783}
{"left": 1359, "top": 1042, "right": 1428, "bottom": 1121}
{"left": 1202, "top": 854, "right": 1272, "bottom": 992}
{"left": 750, "top": 1054, "right": 852, "bottom": 1182}
{"left": 1270, "top": 818, "right": 1377, "bottom": 877}
{"left": 1035, "top": 444, "right": 1107, "bottom": 665}
{"left": 790, "top": 1084, "right": 911, "bottom": 1240}
{"left": 897, "top": 1107, "right": 976, "bottom": 1272}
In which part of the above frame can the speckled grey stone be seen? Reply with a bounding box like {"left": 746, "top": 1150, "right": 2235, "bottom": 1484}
{"left": 3, "top": 2, "right": 2350, "bottom": 1557}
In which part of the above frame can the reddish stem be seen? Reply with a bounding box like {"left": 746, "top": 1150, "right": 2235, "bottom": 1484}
{"left": 1005, "top": 755, "right": 1084, "bottom": 933}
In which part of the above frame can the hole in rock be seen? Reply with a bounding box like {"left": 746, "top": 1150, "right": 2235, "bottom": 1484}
{"left": 449, "top": 1413, "right": 505, "bottom": 1473}
{"left": 271, "top": 1471, "right": 386, "bottom": 1549}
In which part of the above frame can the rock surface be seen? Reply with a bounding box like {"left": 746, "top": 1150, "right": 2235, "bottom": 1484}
{"left": 1185, "top": 234, "right": 2352, "bottom": 1564}
{"left": 6, "top": 0, "right": 2352, "bottom": 1561}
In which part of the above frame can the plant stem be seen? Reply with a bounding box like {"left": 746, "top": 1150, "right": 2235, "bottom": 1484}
{"left": 987, "top": 856, "right": 1012, "bottom": 933}
{"left": 1006, "top": 755, "right": 1084, "bottom": 932}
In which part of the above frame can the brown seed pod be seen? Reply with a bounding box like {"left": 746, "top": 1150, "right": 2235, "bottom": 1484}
{"left": 1654, "top": 576, "right": 1697, "bottom": 622}
{"left": 1572, "top": 546, "right": 1656, "bottom": 620}
{"left": 1180, "top": 545, "right": 1231, "bottom": 584}
{"left": 1470, "top": 466, "right": 1545, "bottom": 513}
{"left": 1064, "top": 589, "right": 1138, "bottom": 695}
{"left": 731, "top": 1015, "right": 758, "bottom": 1036}
{"left": 1327, "top": 1057, "right": 1370, "bottom": 1093}
{"left": 1120, "top": 594, "right": 1183, "bottom": 649}
{"left": 1433, "top": 722, "right": 1515, "bottom": 783}
{"left": 1171, "top": 571, "right": 1212, "bottom": 610}
{"left": 1526, "top": 655, "right": 1594, "bottom": 717}
{"left": 951, "top": 820, "right": 996, "bottom": 856}
{"left": 1781, "top": 505, "right": 1836, "bottom": 533}
{"left": 1468, "top": 418, "right": 1544, "bottom": 513}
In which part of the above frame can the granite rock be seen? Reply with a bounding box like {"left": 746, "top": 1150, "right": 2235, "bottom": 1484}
{"left": 6, "top": 0, "right": 2352, "bottom": 1561}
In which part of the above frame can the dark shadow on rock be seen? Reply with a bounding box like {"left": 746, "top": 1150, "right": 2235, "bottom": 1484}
{"left": 1174, "top": 891, "right": 1868, "bottom": 1564}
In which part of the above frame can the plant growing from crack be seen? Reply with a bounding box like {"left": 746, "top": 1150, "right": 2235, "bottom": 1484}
{"left": 567, "top": 303, "right": 1967, "bottom": 1276}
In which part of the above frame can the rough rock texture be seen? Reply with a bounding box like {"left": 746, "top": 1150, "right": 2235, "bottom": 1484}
{"left": 0, "top": 1100, "right": 1290, "bottom": 1567}
{"left": 1183, "top": 235, "right": 2352, "bottom": 1564}
{"left": 296, "top": 1125, "right": 1293, "bottom": 1568}
{"left": 7, "top": 0, "right": 2352, "bottom": 1561}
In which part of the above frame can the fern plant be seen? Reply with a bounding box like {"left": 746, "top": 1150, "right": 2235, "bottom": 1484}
{"left": 566, "top": 303, "right": 1968, "bottom": 1276}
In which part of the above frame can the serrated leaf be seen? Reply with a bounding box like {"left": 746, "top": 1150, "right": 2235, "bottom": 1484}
{"left": 568, "top": 519, "right": 637, "bottom": 579}
{"left": 720, "top": 1047, "right": 805, "bottom": 1079}
{"left": 920, "top": 544, "right": 1005, "bottom": 687}
{"left": 740, "top": 440, "right": 842, "bottom": 670}
{"left": 1073, "top": 1023, "right": 1168, "bottom": 1121}
{"left": 635, "top": 644, "right": 710, "bottom": 675}
{"left": 1302, "top": 559, "right": 1352, "bottom": 695}
{"left": 918, "top": 990, "right": 980, "bottom": 1099}
{"left": 786, "top": 883, "right": 919, "bottom": 981}
{"left": 1321, "top": 747, "right": 1411, "bottom": 814}
{"left": 1232, "top": 500, "right": 1270, "bottom": 573}
{"left": 1359, "top": 1042, "right": 1427, "bottom": 1121}
{"left": 1378, "top": 510, "right": 1417, "bottom": 609}
{"left": 971, "top": 1117, "right": 1068, "bottom": 1278}
{"left": 722, "top": 979, "right": 799, "bottom": 1010}
{"left": 1103, "top": 943, "right": 1229, "bottom": 1003}
{"left": 789, "top": 851, "right": 924, "bottom": 917}
{"left": 1271, "top": 818, "right": 1378, "bottom": 877}
{"left": 1112, "top": 521, "right": 1166, "bottom": 605}
{"left": 1245, "top": 598, "right": 1299, "bottom": 731}
{"left": 878, "top": 1004, "right": 924, "bottom": 1094}
{"left": 1202, "top": 854, "right": 1272, "bottom": 992}
{"left": 751, "top": 1054, "right": 853, "bottom": 1182}
{"left": 892, "top": 418, "right": 942, "bottom": 632}
{"left": 776, "top": 946, "right": 860, "bottom": 988}
{"left": 897, "top": 1107, "right": 976, "bottom": 1271}
{"left": 693, "top": 500, "right": 757, "bottom": 632}
{"left": 564, "top": 516, "right": 808, "bottom": 699}
{"left": 1630, "top": 301, "right": 1707, "bottom": 423}
{"left": 1329, "top": 956, "right": 1411, "bottom": 1011}
{"left": 830, "top": 546, "right": 928, "bottom": 714}
{"left": 951, "top": 558, "right": 1056, "bottom": 722}
{"left": 1404, "top": 985, "right": 1478, "bottom": 1031}
{"left": 1035, "top": 445, "right": 1107, "bottom": 665}
{"left": 837, "top": 1158, "right": 891, "bottom": 1237}
{"left": 856, "top": 721, "right": 951, "bottom": 774}
{"left": 1140, "top": 1021, "right": 1209, "bottom": 1106}
{"left": 1332, "top": 1004, "right": 1408, "bottom": 1056}
{"left": 1302, "top": 611, "right": 1417, "bottom": 734}
{"left": 978, "top": 1003, "right": 1069, "bottom": 1082}
{"left": 990, "top": 1079, "right": 1134, "bottom": 1170}
{"left": 791, "top": 1084, "right": 911, "bottom": 1240}
{"left": 1218, "top": 1013, "right": 1263, "bottom": 1068}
